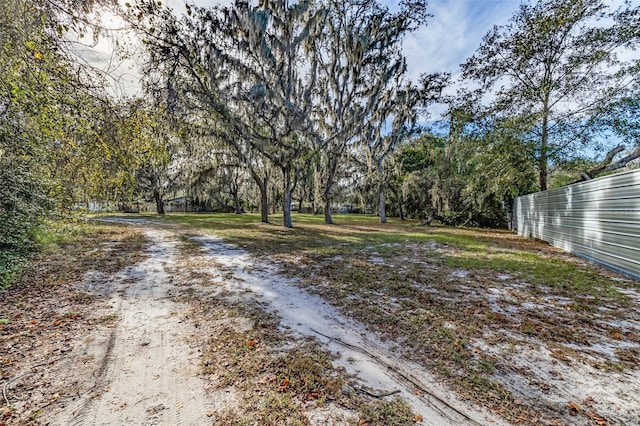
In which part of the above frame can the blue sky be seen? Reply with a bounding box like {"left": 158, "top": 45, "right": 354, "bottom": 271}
{"left": 388, "top": 0, "right": 519, "bottom": 81}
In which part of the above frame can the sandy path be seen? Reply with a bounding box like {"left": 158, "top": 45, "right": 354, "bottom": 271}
{"left": 52, "top": 227, "right": 212, "bottom": 426}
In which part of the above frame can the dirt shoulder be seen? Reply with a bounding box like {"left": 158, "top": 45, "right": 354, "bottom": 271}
{"left": 254, "top": 223, "right": 640, "bottom": 425}
{"left": 0, "top": 222, "right": 146, "bottom": 425}
{"left": 161, "top": 214, "right": 640, "bottom": 425}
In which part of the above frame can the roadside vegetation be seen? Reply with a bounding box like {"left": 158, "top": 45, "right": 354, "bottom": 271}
{"left": 184, "top": 288, "right": 416, "bottom": 425}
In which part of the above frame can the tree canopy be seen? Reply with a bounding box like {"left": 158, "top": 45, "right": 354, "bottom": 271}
{"left": 462, "top": 0, "right": 640, "bottom": 191}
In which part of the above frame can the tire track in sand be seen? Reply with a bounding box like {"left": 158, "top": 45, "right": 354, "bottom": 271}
{"left": 53, "top": 227, "right": 212, "bottom": 426}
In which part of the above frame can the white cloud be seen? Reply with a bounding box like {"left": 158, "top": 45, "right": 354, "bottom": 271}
{"left": 401, "top": 0, "right": 519, "bottom": 82}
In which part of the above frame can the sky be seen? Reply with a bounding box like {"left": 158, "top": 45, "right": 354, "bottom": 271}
{"left": 391, "top": 0, "right": 519, "bottom": 82}
{"left": 82, "top": 0, "right": 524, "bottom": 98}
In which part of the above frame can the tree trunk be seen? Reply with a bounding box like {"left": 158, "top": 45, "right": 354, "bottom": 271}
{"left": 260, "top": 186, "right": 269, "bottom": 222}
{"left": 250, "top": 170, "right": 269, "bottom": 223}
{"left": 539, "top": 100, "right": 549, "bottom": 191}
{"left": 282, "top": 166, "right": 293, "bottom": 228}
{"left": 323, "top": 163, "right": 337, "bottom": 224}
{"left": 608, "top": 147, "right": 640, "bottom": 171}
{"left": 574, "top": 145, "right": 639, "bottom": 183}
{"left": 378, "top": 188, "right": 386, "bottom": 223}
{"left": 231, "top": 190, "right": 242, "bottom": 214}
{"left": 322, "top": 149, "right": 343, "bottom": 224}
{"left": 324, "top": 198, "right": 333, "bottom": 224}
{"left": 377, "top": 161, "right": 386, "bottom": 224}
{"left": 396, "top": 187, "right": 404, "bottom": 221}
{"left": 154, "top": 189, "right": 165, "bottom": 215}
{"left": 271, "top": 186, "right": 277, "bottom": 214}
{"left": 234, "top": 194, "right": 242, "bottom": 214}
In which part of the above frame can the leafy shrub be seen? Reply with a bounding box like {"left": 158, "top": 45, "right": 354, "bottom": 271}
{"left": 0, "top": 130, "right": 53, "bottom": 288}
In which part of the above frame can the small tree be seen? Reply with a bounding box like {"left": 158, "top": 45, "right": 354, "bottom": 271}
{"left": 363, "top": 75, "right": 446, "bottom": 223}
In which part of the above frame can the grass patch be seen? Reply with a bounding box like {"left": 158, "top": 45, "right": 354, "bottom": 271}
{"left": 1, "top": 217, "right": 115, "bottom": 289}
{"left": 191, "top": 295, "right": 412, "bottom": 425}
{"left": 359, "top": 398, "right": 416, "bottom": 425}
{"left": 0, "top": 252, "right": 28, "bottom": 290}
{"left": 447, "top": 250, "right": 627, "bottom": 302}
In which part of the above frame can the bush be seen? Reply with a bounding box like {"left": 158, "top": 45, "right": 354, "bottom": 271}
{"left": 0, "top": 139, "right": 54, "bottom": 288}
{"left": 0, "top": 251, "right": 28, "bottom": 289}
{"left": 440, "top": 207, "right": 508, "bottom": 229}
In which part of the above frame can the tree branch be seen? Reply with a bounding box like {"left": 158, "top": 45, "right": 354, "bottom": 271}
{"left": 575, "top": 144, "right": 640, "bottom": 182}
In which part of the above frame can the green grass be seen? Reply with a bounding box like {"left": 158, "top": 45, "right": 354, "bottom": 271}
{"left": 32, "top": 218, "right": 98, "bottom": 249}
{"left": 0, "top": 252, "right": 28, "bottom": 289}
{"left": 157, "top": 212, "right": 629, "bottom": 302}
{"left": 447, "top": 248, "right": 627, "bottom": 301}
{"left": 1, "top": 218, "right": 100, "bottom": 289}
{"left": 359, "top": 398, "right": 416, "bottom": 425}
{"left": 161, "top": 212, "right": 488, "bottom": 253}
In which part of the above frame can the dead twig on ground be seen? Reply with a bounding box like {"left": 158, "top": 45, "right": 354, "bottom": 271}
{"left": 2, "top": 359, "right": 61, "bottom": 407}
{"left": 3, "top": 374, "right": 25, "bottom": 406}
{"left": 350, "top": 384, "right": 401, "bottom": 398}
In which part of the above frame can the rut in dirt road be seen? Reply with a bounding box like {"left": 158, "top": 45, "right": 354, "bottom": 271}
{"left": 53, "top": 228, "right": 212, "bottom": 426}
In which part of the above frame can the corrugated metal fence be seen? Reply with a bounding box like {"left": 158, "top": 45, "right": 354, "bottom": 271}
{"left": 513, "top": 169, "right": 640, "bottom": 281}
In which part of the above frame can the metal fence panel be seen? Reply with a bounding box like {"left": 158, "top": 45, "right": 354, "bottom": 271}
{"left": 513, "top": 169, "right": 640, "bottom": 281}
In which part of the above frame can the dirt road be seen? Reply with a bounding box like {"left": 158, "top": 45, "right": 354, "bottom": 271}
{"left": 52, "top": 227, "right": 212, "bottom": 425}
{"left": 44, "top": 219, "right": 502, "bottom": 425}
